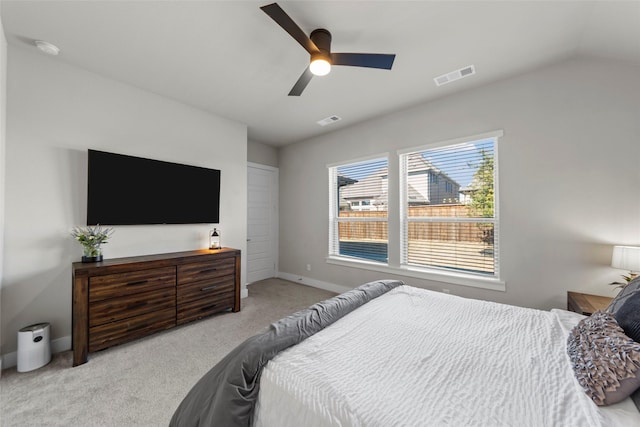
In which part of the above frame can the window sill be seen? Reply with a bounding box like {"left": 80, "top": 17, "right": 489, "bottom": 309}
{"left": 326, "top": 256, "right": 505, "bottom": 292}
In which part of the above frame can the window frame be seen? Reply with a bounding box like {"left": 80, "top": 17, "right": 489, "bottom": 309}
{"left": 398, "top": 130, "right": 503, "bottom": 283}
{"left": 328, "top": 154, "right": 390, "bottom": 266}
{"left": 326, "top": 131, "right": 505, "bottom": 292}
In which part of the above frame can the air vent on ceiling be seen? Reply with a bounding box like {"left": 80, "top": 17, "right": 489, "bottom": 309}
{"left": 317, "top": 115, "right": 342, "bottom": 126}
{"left": 434, "top": 65, "right": 475, "bottom": 87}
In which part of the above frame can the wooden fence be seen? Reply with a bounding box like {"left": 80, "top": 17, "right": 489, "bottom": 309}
{"left": 338, "top": 205, "right": 492, "bottom": 244}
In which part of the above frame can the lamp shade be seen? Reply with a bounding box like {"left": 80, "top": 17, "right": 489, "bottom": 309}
{"left": 611, "top": 246, "right": 640, "bottom": 272}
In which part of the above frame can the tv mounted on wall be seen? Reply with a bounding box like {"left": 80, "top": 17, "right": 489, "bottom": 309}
{"left": 87, "top": 149, "right": 221, "bottom": 225}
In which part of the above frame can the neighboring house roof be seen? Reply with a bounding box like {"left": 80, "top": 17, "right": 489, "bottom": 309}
{"left": 341, "top": 181, "right": 426, "bottom": 204}
{"left": 407, "top": 184, "right": 428, "bottom": 204}
{"left": 340, "top": 169, "right": 387, "bottom": 200}
{"left": 337, "top": 174, "right": 358, "bottom": 187}
{"left": 340, "top": 153, "right": 461, "bottom": 202}
{"left": 406, "top": 153, "right": 441, "bottom": 174}
{"left": 406, "top": 153, "right": 458, "bottom": 185}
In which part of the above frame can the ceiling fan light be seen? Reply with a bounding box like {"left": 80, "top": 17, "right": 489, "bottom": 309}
{"left": 310, "top": 57, "right": 331, "bottom": 76}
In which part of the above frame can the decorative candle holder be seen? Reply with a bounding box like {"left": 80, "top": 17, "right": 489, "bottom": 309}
{"left": 209, "top": 228, "right": 221, "bottom": 249}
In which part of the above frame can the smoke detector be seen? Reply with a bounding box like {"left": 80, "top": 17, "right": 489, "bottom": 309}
{"left": 35, "top": 40, "right": 60, "bottom": 56}
{"left": 434, "top": 65, "right": 475, "bottom": 87}
{"left": 317, "top": 115, "right": 342, "bottom": 126}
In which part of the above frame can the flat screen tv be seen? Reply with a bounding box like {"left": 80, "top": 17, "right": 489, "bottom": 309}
{"left": 87, "top": 149, "right": 220, "bottom": 225}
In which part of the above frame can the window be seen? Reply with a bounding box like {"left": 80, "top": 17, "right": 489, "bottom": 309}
{"left": 327, "top": 131, "right": 503, "bottom": 289}
{"left": 400, "top": 132, "right": 501, "bottom": 278}
{"left": 329, "top": 156, "right": 388, "bottom": 263}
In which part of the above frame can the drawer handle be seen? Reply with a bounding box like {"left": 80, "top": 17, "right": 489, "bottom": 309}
{"left": 126, "top": 280, "right": 148, "bottom": 287}
{"left": 198, "top": 268, "right": 218, "bottom": 274}
{"left": 201, "top": 285, "right": 219, "bottom": 292}
{"left": 128, "top": 301, "right": 147, "bottom": 310}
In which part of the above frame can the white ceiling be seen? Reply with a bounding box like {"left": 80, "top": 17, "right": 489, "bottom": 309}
{"left": 2, "top": 1, "right": 639, "bottom": 147}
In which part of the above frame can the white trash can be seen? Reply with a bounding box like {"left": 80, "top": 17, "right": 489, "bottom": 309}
{"left": 17, "top": 323, "right": 51, "bottom": 372}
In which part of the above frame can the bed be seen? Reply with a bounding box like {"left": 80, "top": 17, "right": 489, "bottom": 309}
{"left": 170, "top": 280, "right": 640, "bottom": 426}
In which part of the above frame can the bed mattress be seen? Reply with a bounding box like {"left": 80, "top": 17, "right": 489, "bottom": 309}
{"left": 254, "top": 286, "right": 640, "bottom": 426}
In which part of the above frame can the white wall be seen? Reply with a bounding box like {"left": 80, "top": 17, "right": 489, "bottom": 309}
{"left": 0, "top": 11, "right": 8, "bottom": 372}
{"left": 278, "top": 57, "right": 640, "bottom": 310}
{"left": 1, "top": 46, "right": 247, "bottom": 357}
{"left": 248, "top": 139, "right": 278, "bottom": 168}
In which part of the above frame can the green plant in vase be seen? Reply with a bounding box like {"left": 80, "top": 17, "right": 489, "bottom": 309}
{"left": 71, "top": 224, "right": 114, "bottom": 262}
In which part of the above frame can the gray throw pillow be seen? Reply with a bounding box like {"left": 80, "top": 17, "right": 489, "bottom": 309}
{"left": 607, "top": 275, "right": 640, "bottom": 315}
{"left": 615, "top": 291, "right": 640, "bottom": 343}
{"left": 567, "top": 311, "right": 640, "bottom": 406}
{"left": 606, "top": 294, "right": 640, "bottom": 412}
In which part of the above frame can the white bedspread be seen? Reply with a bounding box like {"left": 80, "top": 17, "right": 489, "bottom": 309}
{"left": 254, "top": 285, "right": 640, "bottom": 426}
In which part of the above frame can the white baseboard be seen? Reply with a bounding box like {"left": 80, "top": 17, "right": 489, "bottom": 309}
{"left": 1, "top": 335, "right": 71, "bottom": 370}
{"left": 277, "top": 272, "right": 352, "bottom": 295}
{"left": 241, "top": 288, "right": 249, "bottom": 298}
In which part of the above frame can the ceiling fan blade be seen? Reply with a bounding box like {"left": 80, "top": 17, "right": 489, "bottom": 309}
{"left": 288, "top": 67, "right": 314, "bottom": 96}
{"left": 332, "top": 53, "right": 396, "bottom": 70}
{"left": 261, "top": 3, "right": 319, "bottom": 54}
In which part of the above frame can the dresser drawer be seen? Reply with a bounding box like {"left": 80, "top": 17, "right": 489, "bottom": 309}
{"left": 89, "top": 287, "right": 176, "bottom": 328}
{"left": 177, "top": 258, "right": 235, "bottom": 285}
{"left": 72, "top": 249, "right": 241, "bottom": 366}
{"left": 177, "top": 293, "right": 234, "bottom": 325}
{"left": 177, "top": 276, "right": 235, "bottom": 304}
{"left": 89, "top": 307, "right": 176, "bottom": 352}
{"left": 89, "top": 267, "right": 176, "bottom": 302}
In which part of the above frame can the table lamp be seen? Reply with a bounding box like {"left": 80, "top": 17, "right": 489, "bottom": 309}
{"left": 611, "top": 245, "right": 640, "bottom": 285}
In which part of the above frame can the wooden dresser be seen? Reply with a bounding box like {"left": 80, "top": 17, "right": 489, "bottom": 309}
{"left": 72, "top": 248, "right": 240, "bottom": 366}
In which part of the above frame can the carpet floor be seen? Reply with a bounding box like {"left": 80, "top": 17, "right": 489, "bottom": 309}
{"left": 0, "top": 278, "right": 336, "bottom": 426}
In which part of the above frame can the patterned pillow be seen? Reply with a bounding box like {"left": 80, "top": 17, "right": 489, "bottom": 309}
{"left": 607, "top": 275, "right": 640, "bottom": 315}
{"left": 567, "top": 311, "right": 640, "bottom": 405}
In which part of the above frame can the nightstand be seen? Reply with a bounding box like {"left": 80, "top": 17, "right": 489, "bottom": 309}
{"left": 567, "top": 291, "right": 613, "bottom": 316}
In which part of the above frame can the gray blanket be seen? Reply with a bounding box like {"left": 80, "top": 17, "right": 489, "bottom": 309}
{"left": 169, "top": 279, "right": 404, "bottom": 427}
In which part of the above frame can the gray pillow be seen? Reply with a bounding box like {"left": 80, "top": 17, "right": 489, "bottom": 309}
{"left": 612, "top": 289, "right": 640, "bottom": 411}
{"left": 567, "top": 311, "right": 640, "bottom": 406}
{"left": 615, "top": 291, "right": 640, "bottom": 343}
{"left": 607, "top": 275, "right": 640, "bottom": 315}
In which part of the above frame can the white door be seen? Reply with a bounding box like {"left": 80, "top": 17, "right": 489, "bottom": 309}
{"left": 247, "top": 163, "right": 278, "bottom": 284}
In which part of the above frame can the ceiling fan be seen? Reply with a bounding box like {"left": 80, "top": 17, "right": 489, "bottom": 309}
{"left": 260, "top": 3, "right": 396, "bottom": 96}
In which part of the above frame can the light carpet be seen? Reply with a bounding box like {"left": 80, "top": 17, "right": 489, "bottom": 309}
{"left": 0, "top": 279, "right": 336, "bottom": 426}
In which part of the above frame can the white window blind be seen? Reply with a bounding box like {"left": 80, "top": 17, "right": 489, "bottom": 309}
{"left": 400, "top": 134, "right": 500, "bottom": 277}
{"left": 328, "top": 157, "right": 388, "bottom": 263}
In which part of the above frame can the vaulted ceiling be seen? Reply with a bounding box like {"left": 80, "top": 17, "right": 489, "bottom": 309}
{"left": 2, "top": 1, "right": 639, "bottom": 146}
